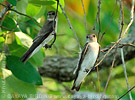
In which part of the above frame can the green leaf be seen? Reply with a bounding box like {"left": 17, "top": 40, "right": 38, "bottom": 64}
{"left": 16, "top": 0, "right": 28, "bottom": 21}
{"left": 1, "top": 16, "right": 19, "bottom": 32}
{"left": 19, "top": 19, "right": 40, "bottom": 35}
{"left": 34, "top": 6, "right": 46, "bottom": 19}
{"left": 29, "top": 0, "right": 55, "bottom": 6}
{"left": 14, "top": 32, "right": 44, "bottom": 66}
{"left": 6, "top": 56, "right": 43, "bottom": 85}
{"left": 7, "top": 0, "right": 16, "bottom": 6}
{"left": 6, "top": 75, "right": 37, "bottom": 98}
{"left": 26, "top": 4, "right": 41, "bottom": 17}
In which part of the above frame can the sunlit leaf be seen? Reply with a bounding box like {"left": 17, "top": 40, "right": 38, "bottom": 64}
{"left": 34, "top": 6, "right": 46, "bottom": 19}
{"left": 0, "top": 37, "right": 4, "bottom": 43}
{"left": 6, "top": 75, "right": 37, "bottom": 98}
{"left": 0, "top": 78, "right": 11, "bottom": 100}
{"left": 26, "top": 4, "right": 41, "bottom": 17}
{"left": 52, "top": 0, "right": 65, "bottom": 13}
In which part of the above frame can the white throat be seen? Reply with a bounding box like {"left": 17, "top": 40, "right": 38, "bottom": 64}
{"left": 48, "top": 17, "right": 58, "bottom": 21}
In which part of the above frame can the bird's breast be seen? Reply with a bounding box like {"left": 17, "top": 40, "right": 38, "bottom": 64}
{"left": 81, "top": 42, "right": 99, "bottom": 70}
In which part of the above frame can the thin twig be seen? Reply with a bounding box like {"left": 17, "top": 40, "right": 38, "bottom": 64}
{"left": 119, "top": 0, "right": 124, "bottom": 39}
{"left": 120, "top": 48, "right": 133, "bottom": 100}
{"left": 96, "top": 58, "right": 101, "bottom": 96}
{"left": 0, "top": 25, "right": 18, "bottom": 37}
{"left": 118, "top": 85, "right": 135, "bottom": 100}
{"left": 95, "top": 0, "right": 134, "bottom": 70}
{"left": 122, "top": 0, "right": 134, "bottom": 36}
{"left": 100, "top": 0, "right": 118, "bottom": 42}
{"left": 101, "top": 0, "right": 134, "bottom": 99}
{"left": 101, "top": 43, "right": 135, "bottom": 52}
{"left": 9, "top": 9, "right": 42, "bottom": 28}
{"left": 95, "top": 39, "right": 120, "bottom": 67}
{"left": 93, "top": 0, "right": 101, "bottom": 41}
{"left": 98, "top": 11, "right": 101, "bottom": 42}
{"left": 0, "top": 3, "right": 42, "bottom": 28}
{"left": 58, "top": 2, "right": 82, "bottom": 51}
{"left": 93, "top": 0, "right": 101, "bottom": 30}
{"left": 101, "top": 47, "right": 118, "bottom": 99}
{"left": 119, "top": 1, "right": 132, "bottom": 99}
{"left": 0, "top": 4, "right": 11, "bottom": 28}
{"left": 81, "top": 0, "right": 87, "bottom": 40}
{"left": 0, "top": 26, "right": 13, "bottom": 31}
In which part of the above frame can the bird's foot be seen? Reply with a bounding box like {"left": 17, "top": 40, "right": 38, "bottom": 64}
{"left": 84, "top": 69, "right": 89, "bottom": 73}
{"left": 44, "top": 44, "right": 52, "bottom": 49}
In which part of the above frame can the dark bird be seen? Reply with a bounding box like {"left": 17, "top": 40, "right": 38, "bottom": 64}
{"left": 72, "top": 34, "right": 100, "bottom": 91}
{"left": 20, "top": 11, "right": 58, "bottom": 63}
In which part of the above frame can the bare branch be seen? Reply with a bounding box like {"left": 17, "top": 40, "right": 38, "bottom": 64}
{"left": 81, "top": 0, "right": 87, "bottom": 40}
{"left": 9, "top": 9, "right": 42, "bottom": 28}
{"left": 122, "top": 0, "right": 134, "bottom": 36}
{"left": 0, "top": 4, "right": 12, "bottom": 28}
{"left": 100, "top": 0, "right": 118, "bottom": 42}
{"left": 118, "top": 85, "right": 135, "bottom": 100}
{"left": 121, "top": 48, "right": 133, "bottom": 100}
{"left": 101, "top": 46, "right": 118, "bottom": 99}
{"left": 93, "top": 0, "right": 101, "bottom": 30}
{"left": 101, "top": 0, "right": 134, "bottom": 98}
{"left": 93, "top": 0, "right": 101, "bottom": 41}
{"left": 58, "top": 2, "right": 82, "bottom": 52}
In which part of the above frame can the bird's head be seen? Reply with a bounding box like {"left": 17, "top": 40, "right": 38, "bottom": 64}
{"left": 47, "top": 11, "right": 57, "bottom": 21}
{"left": 86, "top": 34, "right": 97, "bottom": 42}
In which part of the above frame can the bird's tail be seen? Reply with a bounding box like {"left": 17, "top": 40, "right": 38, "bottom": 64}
{"left": 19, "top": 43, "right": 38, "bottom": 63}
{"left": 71, "top": 70, "right": 89, "bottom": 91}
{"left": 19, "top": 49, "right": 33, "bottom": 63}
{"left": 71, "top": 81, "right": 82, "bottom": 91}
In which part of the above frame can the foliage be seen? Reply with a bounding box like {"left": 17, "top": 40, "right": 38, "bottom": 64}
{"left": 0, "top": 0, "right": 135, "bottom": 100}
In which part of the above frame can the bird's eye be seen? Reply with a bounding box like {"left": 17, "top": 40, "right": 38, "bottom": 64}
{"left": 86, "top": 35, "right": 89, "bottom": 38}
{"left": 93, "top": 35, "right": 95, "bottom": 37}
{"left": 52, "top": 12, "right": 55, "bottom": 15}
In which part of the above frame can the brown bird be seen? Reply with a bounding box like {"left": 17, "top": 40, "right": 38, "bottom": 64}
{"left": 72, "top": 34, "right": 100, "bottom": 91}
{"left": 20, "top": 11, "right": 58, "bottom": 63}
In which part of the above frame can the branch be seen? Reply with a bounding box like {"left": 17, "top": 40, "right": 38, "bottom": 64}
{"left": 100, "top": 0, "right": 118, "bottom": 42}
{"left": 118, "top": 85, "right": 135, "bottom": 100}
{"left": 39, "top": 33, "right": 135, "bottom": 82}
{"left": 9, "top": 9, "right": 42, "bottom": 28}
{"left": 81, "top": 0, "right": 87, "bottom": 40}
{"left": 93, "top": 0, "right": 101, "bottom": 41}
{"left": 58, "top": 2, "right": 82, "bottom": 52}
{"left": 120, "top": 48, "right": 133, "bottom": 100}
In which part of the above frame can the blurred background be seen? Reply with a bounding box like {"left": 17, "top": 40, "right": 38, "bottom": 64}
{"left": 0, "top": 0, "right": 135, "bottom": 100}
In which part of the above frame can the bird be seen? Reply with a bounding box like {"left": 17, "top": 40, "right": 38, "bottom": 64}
{"left": 71, "top": 34, "right": 100, "bottom": 91}
{"left": 20, "top": 11, "right": 58, "bottom": 63}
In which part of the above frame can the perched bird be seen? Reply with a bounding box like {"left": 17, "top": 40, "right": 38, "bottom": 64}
{"left": 20, "top": 11, "right": 58, "bottom": 63}
{"left": 71, "top": 34, "right": 100, "bottom": 91}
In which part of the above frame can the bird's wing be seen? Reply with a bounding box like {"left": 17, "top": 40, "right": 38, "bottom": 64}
{"left": 20, "top": 20, "right": 55, "bottom": 63}
{"left": 75, "top": 42, "right": 90, "bottom": 81}
{"left": 93, "top": 45, "right": 100, "bottom": 68}
{"left": 33, "top": 20, "right": 55, "bottom": 42}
